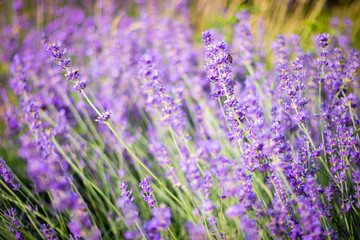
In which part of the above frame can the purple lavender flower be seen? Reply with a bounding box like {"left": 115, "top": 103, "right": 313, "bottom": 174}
{"left": 29, "top": 205, "right": 38, "bottom": 212}
{"left": 201, "top": 31, "right": 214, "bottom": 46}
{"left": 44, "top": 41, "right": 68, "bottom": 62}
{"left": 65, "top": 68, "right": 80, "bottom": 82}
{"left": 69, "top": 234, "right": 80, "bottom": 240}
{"left": 44, "top": 42, "right": 86, "bottom": 93}
{"left": 240, "top": 216, "right": 258, "bottom": 240}
{"left": 117, "top": 180, "right": 140, "bottom": 228}
{"left": 143, "top": 219, "right": 161, "bottom": 240}
{"left": 201, "top": 199, "right": 214, "bottom": 215}
{"left": 40, "top": 224, "right": 58, "bottom": 240}
{"left": 138, "top": 53, "right": 165, "bottom": 110}
{"left": 297, "top": 199, "right": 323, "bottom": 239}
{"left": 317, "top": 33, "right": 330, "bottom": 48}
{"left": 4, "top": 208, "right": 22, "bottom": 240}
{"left": 353, "top": 169, "right": 360, "bottom": 208}
{"left": 148, "top": 128, "right": 172, "bottom": 166}
{"left": 138, "top": 53, "right": 187, "bottom": 135}
{"left": 74, "top": 81, "right": 86, "bottom": 93}
{"left": 202, "top": 31, "right": 234, "bottom": 99}
{"left": 12, "top": 0, "right": 23, "bottom": 11}
{"left": 9, "top": 54, "right": 31, "bottom": 95}
{"left": 266, "top": 197, "right": 290, "bottom": 237}
{"left": 166, "top": 167, "right": 181, "bottom": 188}
{"left": 344, "top": 48, "right": 360, "bottom": 83}
{"left": 0, "top": 158, "right": 20, "bottom": 190}
{"left": 316, "top": 33, "right": 331, "bottom": 68}
{"left": 271, "top": 35, "right": 289, "bottom": 65}
{"left": 225, "top": 203, "right": 245, "bottom": 218}
{"left": 118, "top": 179, "right": 135, "bottom": 204}
{"left": 233, "top": 10, "right": 253, "bottom": 65}
{"left": 207, "top": 215, "right": 227, "bottom": 239}
{"left": 294, "top": 111, "right": 307, "bottom": 124}
{"left": 68, "top": 200, "right": 100, "bottom": 240}
{"left": 184, "top": 157, "right": 202, "bottom": 193}
{"left": 122, "top": 203, "right": 140, "bottom": 227}
{"left": 95, "top": 110, "right": 111, "bottom": 124}
{"left": 202, "top": 171, "right": 213, "bottom": 198}
{"left": 185, "top": 222, "right": 205, "bottom": 240}
{"left": 124, "top": 230, "right": 142, "bottom": 240}
{"left": 58, "top": 58, "right": 70, "bottom": 70}
{"left": 152, "top": 204, "right": 172, "bottom": 230}
{"left": 1, "top": 91, "right": 21, "bottom": 136}
{"left": 139, "top": 178, "right": 156, "bottom": 208}
{"left": 207, "top": 215, "right": 218, "bottom": 232}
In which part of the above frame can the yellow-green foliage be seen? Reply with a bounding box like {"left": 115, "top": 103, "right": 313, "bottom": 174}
{"left": 191, "top": 0, "right": 360, "bottom": 50}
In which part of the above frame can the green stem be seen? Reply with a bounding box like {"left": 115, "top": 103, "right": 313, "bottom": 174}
{"left": 81, "top": 91, "right": 195, "bottom": 222}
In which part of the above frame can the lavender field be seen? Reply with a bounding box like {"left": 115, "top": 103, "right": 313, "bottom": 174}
{"left": 1, "top": 0, "right": 360, "bottom": 239}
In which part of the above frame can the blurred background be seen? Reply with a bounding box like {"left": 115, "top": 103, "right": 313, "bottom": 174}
{"left": 1, "top": 0, "right": 360, "bottom": 49}
{"left": 192, "top": 0, "right": 360, "bottom": 48}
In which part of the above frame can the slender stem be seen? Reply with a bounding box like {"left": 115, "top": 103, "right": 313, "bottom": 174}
{"left": 81, "top": 91, "right": 195, "bottom": 222}
{"left": 106, "top": 122, "right": 195, "bottom": 222}
{"left": 82, "top": 91, "right": 101, "bottom": 116}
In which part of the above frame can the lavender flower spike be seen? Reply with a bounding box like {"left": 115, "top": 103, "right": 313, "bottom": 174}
{"left": 139, "top": 178, "right": 156, "bottom": 208}
{"left": 317, "top": 33, "right": 330, "bottom": 48}
{"left": 0, "top": 158, "right": 20, "bottom": 190}
{"left": 4, "top": 208, "right": 22, "bottom": 240}
{"left": 44, "top": 41, "right": 85, "bottom": 93}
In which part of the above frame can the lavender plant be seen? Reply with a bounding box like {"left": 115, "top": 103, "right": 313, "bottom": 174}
{"left": 0, "top": 1, "right": 360, "bottom": 240}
